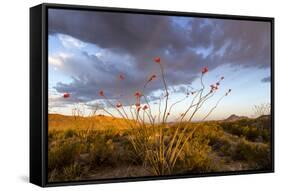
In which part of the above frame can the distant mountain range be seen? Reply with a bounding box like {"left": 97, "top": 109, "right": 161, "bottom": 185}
{"left": 224, "top": 114, "right": 249, "bottom": 122}
{"left": 224, "top": 114, "right": 270, "bottom": 122}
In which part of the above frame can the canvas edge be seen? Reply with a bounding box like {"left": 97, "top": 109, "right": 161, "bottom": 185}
{"left": 30, "top": 4, "right": 43, "bottom": 187}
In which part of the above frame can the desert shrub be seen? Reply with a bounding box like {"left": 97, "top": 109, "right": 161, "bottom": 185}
{"left": 103, "top": 128, "right": 115, "bottom": 139}
{"left": 48, "top": 139, "right": 81, "bottom": 171}
{"left": 64, "top": 128, "right": 77, "bottom": 139}
{"left": 237, "top": 118, "right": 253, "bottom": 126}
{"left": 246, "top": 127, "right": 259, "bottom": 141}
{"left": 122, "top": 139, "right": 145, "bottom": 165}
{"left": 189, "top": 123, "right": 235, "bottom": 157}
{"left": 194, "top": 123, "right": 224, "bottom": 144}
{"left": 87, "top": 135, "right": 117, "bottom": 167}
{"left": 220, "top": 121, "right": 269, "bottom": 143}
{"left": 48, "top": 129, "right": 62, "bottom": 143}
{"left": 174, "top": 135, "right": 212, "bottom": 173}
{"left": 261, "top": 130, "right": 270, "bottom": 143}
{"left": 211, "top": 136, "right": 233, "bottom": 156}
{"left": 233, "top": 138, "right": 271, "bottom": 169}
{"left": 112, "top": 132, "right": 146, "bottom": 166}
{"left": 221, "top": 123, "right": 243, "bottom": 137}
{"left": 48, "top": 163, "right": 89, "bottom": 182}
{"left": 61, "top": 163, "right": 86, "bottom": 181}
{"left": 256, "top": 117, "right": 271, "bottom": 129}
{"left": 48, "top": 130, "right": 56, "bottom": 141}
{"left": 123, "top": 124, "right": 157, "bottom": 165}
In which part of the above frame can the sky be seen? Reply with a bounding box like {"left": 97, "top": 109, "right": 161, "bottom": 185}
{"left": 48, "top": 8, "right": 271, "bottom": 121}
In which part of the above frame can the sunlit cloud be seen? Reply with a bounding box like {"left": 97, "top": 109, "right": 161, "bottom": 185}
{"left": 58, "top": 34, "right": 86, "bottom": 49}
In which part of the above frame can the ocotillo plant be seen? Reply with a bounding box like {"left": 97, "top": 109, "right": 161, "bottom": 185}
{"left": 97, "top": 57, "right": 232, "bottom": 175}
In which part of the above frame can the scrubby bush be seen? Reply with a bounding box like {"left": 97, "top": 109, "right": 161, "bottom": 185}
{"left": 233, "top": 138, "right": 271, "bottom": 169}
{"left": 220, "top": 120, "right": 270, "bottom": 143}
{"left": 64, "top": 128, "right": 77, "bottom": 139}
{"left": 48, "top": 162, "right": 89, "bottom": 182}
{"left": 48, "top": 139, "right": 81, "bottom": 171}
{"left": 88, "top": 137, "right": 115, "bottom": 166}
{"left": 48, "top": 114, "right": 272, "bottom": 181}
{"left": 211, "top": 136, "right": 233, "bottom": 156}
{"left": 175, "top": 136, "right": 212, "bottom": 172}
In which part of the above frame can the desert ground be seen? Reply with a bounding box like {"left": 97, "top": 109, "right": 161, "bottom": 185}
{"left": 48, "top": 113, "right": 271, "bottom": 182}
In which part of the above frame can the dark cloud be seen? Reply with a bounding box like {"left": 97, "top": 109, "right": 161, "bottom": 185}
{"left": 49, "top": 9, "right": 187, "bottom": 55}
{"left": 261, "top": 76, "right": 271, "bottom": 83}
{"left": 211, "top": 19, "right": 271, "bottom": 68}
{"left": 48, "top": 9, "right": 271, "bottom": 104}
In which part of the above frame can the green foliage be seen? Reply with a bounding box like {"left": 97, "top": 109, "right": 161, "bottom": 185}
{"left": 64, "top": 129, "right": 77, "bottom": 139}
{"left": 211, "top": 135, "right": 233, "bottom": 156}
{"left": 62, "top": 163, "right": 85, "bottom": 181}
{"left": 48, "top": 116, "right": 272, "bottom": 182}
{"left": 48, "top": 139, "right": 81, "bottom": 171}
{"left": 48, "top": 127, "right": 142, "bottom": 181}
{"left": 220, "top": 118, "right": 271, "bottom": 143}
{"left": 87, "top": 136, "right": 116, "bottom": 166}
{"left": 175, "top": 135, "right": 212, "bottom": 172}
{"left": 233, "top": 138, "right": 271, "bottom": 169}
{"left": 48, "top": 163, "right": 89, "bottom": 182}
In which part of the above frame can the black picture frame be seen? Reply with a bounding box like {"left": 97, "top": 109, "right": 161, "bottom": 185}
{"left": 30, "top": 3, "right": 275, "bottom": 187}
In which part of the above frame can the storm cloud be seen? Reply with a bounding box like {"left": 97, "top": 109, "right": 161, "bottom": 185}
{"left": 261, "top": 76, "right": 271, "bottom": 83}
{"left": 48, "top": 8, "right": 271, "bottom": 105}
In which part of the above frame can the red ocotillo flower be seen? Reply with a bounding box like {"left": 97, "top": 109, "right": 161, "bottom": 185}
{"left": 63, "top": 93, "right": 70, "bottom": 98}
{"left": 116, "top": 102, "right": 122, "bottom": 108}
{"left": 135, "top": 91, "right": 142, "bottom": 107}
{"left": 136, "top": 106, "right": 141, "bottom": 112}
{"left": 143, "top": 105, "right": 148, "bottom": 110}
{"left": 154, "top": 57, "right": 161, "bottom": 63}
{"left": 201, "top": 67, "right": 208, "bottom": 74}
{"left": 119, "top": 74, "right": 125, "bottom": 80}
{"left": 148, "top": 74, "right": 156, "bottom": 82}
{"left": 210, "top": 84, "right": 218, "bottom": 91}
{"left": 134, "top": 91, "right": 142, "bottom": 97}
{"left": 99, "top": 90, "right": 104, "bottom": 97}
